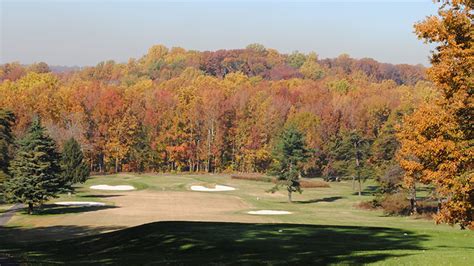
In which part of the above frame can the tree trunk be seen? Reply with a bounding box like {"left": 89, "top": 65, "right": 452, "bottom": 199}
{"left": 288, "top": 190, "right": 292, "bottom": 203}
{"left": 28, "top": 203, "right": 33, "bottom": 214}
{"left": 437, "top": 198, "right": 442, "bottom": 214}
{"left": 410, "top": 184, "right": 417, "bottom": 215}
{"left": 207, "top": 127, "right": 212, "bottom": 173}
{"left": 354, "top": 142, "right": 362, "bottom": 196}
{"left": 231, "top": 141, "right": 235, "bottom": 168}
{"left": 435, "top": 190, "right": 441, "bottom": 214}
{"left": 115, "top": 157, "right": 119, "bottom": 173}
{"left": 358, "top": 177, "right": 362, "bottom": 196}
{"left": 100, "top": 153, "right": 105, "bottom": 173}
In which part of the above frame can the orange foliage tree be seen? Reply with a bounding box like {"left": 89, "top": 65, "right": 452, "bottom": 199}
{"left": 397, "top": 0, "right": 473, "bottom": 228}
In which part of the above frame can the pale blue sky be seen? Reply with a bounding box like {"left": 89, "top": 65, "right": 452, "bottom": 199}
{"left": 0, "top": 0, "right": 437, "bottom": 66}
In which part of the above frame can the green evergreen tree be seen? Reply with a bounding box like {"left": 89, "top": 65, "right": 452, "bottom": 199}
{"left": 371, "top": 111, "right": 404, "bottom": 194}
{"left": 270, "top": 126, "right": 309, "bottom": 202}
{"left": 0, "top": 109, "right": 15, "bottom": 198}
{"left": 328, "top": 131, "right": 372, "bottom": 196}
{"left": 60, "top": 137, "right": 90, "bottom": 191}
{"left": 5, "top": 118, "right": 62, "bottom": 214}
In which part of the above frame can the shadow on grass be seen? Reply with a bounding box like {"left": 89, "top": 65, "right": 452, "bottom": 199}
{"left": 80, "top": 194, "right": 123, "bottom": 198}
{"left": 29, "top": 204, "right": 118, "bottom": 215}
{"left": 0, "top": 225, "right": 123, "bottom": 242}
{"left": 352, "top": 185, "right": 379, "bottom": 196}
{"left": 0, "top": 221, "right": 429, "bottom": 265}
{"left": 296, "top": 196, "right": 345, "bottom": 204}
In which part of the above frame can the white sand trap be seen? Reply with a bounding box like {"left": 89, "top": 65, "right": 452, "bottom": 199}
{"left": 54, "top": 201, "right": 106, "bottom": 207}
{"left": 190, "top": 185, "right": 236, "bottom": 192}
{"left": 247, "top": 210, "right": 292, "bottom": 215}
{"left": 90, "top": 185, "right": 135, "bottom": 191}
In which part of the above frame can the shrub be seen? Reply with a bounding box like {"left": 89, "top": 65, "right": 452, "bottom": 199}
{"left": 299, "top": 179, "right": 330, "bottom": 188}
{"left": 357, "top": 199, "right": 381, "bottom": 210}
{"left": 377, "top": 165, "right": 403, "bottom": 194}
{"left": 380, "top": 192, "right": 411, "bottom": 215}
{"left": 231, "top": 173, "right": 273, "bottom": 183}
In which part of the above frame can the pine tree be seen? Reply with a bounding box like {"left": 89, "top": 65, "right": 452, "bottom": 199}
{"left": 5, "top": 118, "right": 62, "bottom": 214}
{"left": 0, "top": 109, "right": 15, "bottom": 197}
{"left": 328, "top": 131, "right": 372, "bottom": 196}
{"left": 60, "top": 138, "right": 90, "bottom": 192}
{"left": 271, "top": 126, "right": 309, "bottom": 202}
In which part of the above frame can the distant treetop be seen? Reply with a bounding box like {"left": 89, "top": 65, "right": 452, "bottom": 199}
{"left": 0, "top": 45, "right": 425, "bottom": 85}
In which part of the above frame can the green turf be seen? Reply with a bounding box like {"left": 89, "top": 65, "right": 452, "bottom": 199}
{"left": 1, "top": 221, "right": 472, "bottom": 265}
{"left": 0, "top": 204, "right": 12, "bottom": 213}
{"left": 0, "top": 173, "right": 473, "bottom": 265}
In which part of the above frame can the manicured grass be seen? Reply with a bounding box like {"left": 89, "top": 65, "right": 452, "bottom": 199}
{"left": 0, "top": 222, "right": 432, "bottom": 264}
{"left": 1, "top": 221, "right": 472, "bottom": 265}
{"left": 0, "top": 204, "right": 12, "bottom": 213}
{"left": 1, "top": 173, "right": 473, "bottom": 265}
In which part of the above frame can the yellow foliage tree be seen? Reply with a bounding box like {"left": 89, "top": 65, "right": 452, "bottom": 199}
{"left": 300, "top": 52, "right": 324, "bottom": 80}
{"left": 105, "top": 109, "right": 139, "bottom": 172}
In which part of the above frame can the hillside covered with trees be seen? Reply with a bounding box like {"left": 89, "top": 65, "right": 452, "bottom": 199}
{"left": 0, "top": 46, "right": 429, "bottom": 174}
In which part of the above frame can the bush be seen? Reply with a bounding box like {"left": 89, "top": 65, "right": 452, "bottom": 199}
{"left": 367, "top": 191, "right": 440, "bottom": 219}
{"left": 380, "top": 192, "right": 411, "bottom": 215}
{"left": 299, "top": 179, "right": 330, "bottom": 188}
{"left": 377, "top": 165, "right": 403, "bottom": 194}
{"left": 357, "top": 199, "right": 380, "bottom": 210}
{"left": 231, "top": 173, "right": 273, "bottom": 183}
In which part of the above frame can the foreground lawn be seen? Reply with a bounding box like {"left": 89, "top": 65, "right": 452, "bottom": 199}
{"left": 1, "top": 173, "right": 473, "bottom": 265}
{"left": 1, "top": 221, "right": 473, "bottom": 265}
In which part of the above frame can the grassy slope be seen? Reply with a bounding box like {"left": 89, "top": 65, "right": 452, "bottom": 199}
{"left": 1, "top": 173, "right": 473, "bottom": 265}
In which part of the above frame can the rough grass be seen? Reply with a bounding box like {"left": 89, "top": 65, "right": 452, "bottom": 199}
{"left": 0, "top": 173, "right": 473, "bottom": 265}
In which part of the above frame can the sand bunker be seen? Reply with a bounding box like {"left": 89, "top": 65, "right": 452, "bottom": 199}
{"left": 247, "top": 210, "right": 292, "bottom": 215}
{"left": 54, "top": 201, "right": 106, "bottom": 207}
{"left": 190, "top": 185, "right": 236, "bottom": 192}
{"left": 90, "top": 185, "right": 135, "bottom": 191}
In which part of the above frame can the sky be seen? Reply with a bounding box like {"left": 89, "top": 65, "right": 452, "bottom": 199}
{"left": 0, "top": 0, "right": 438, "bottom": 66}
